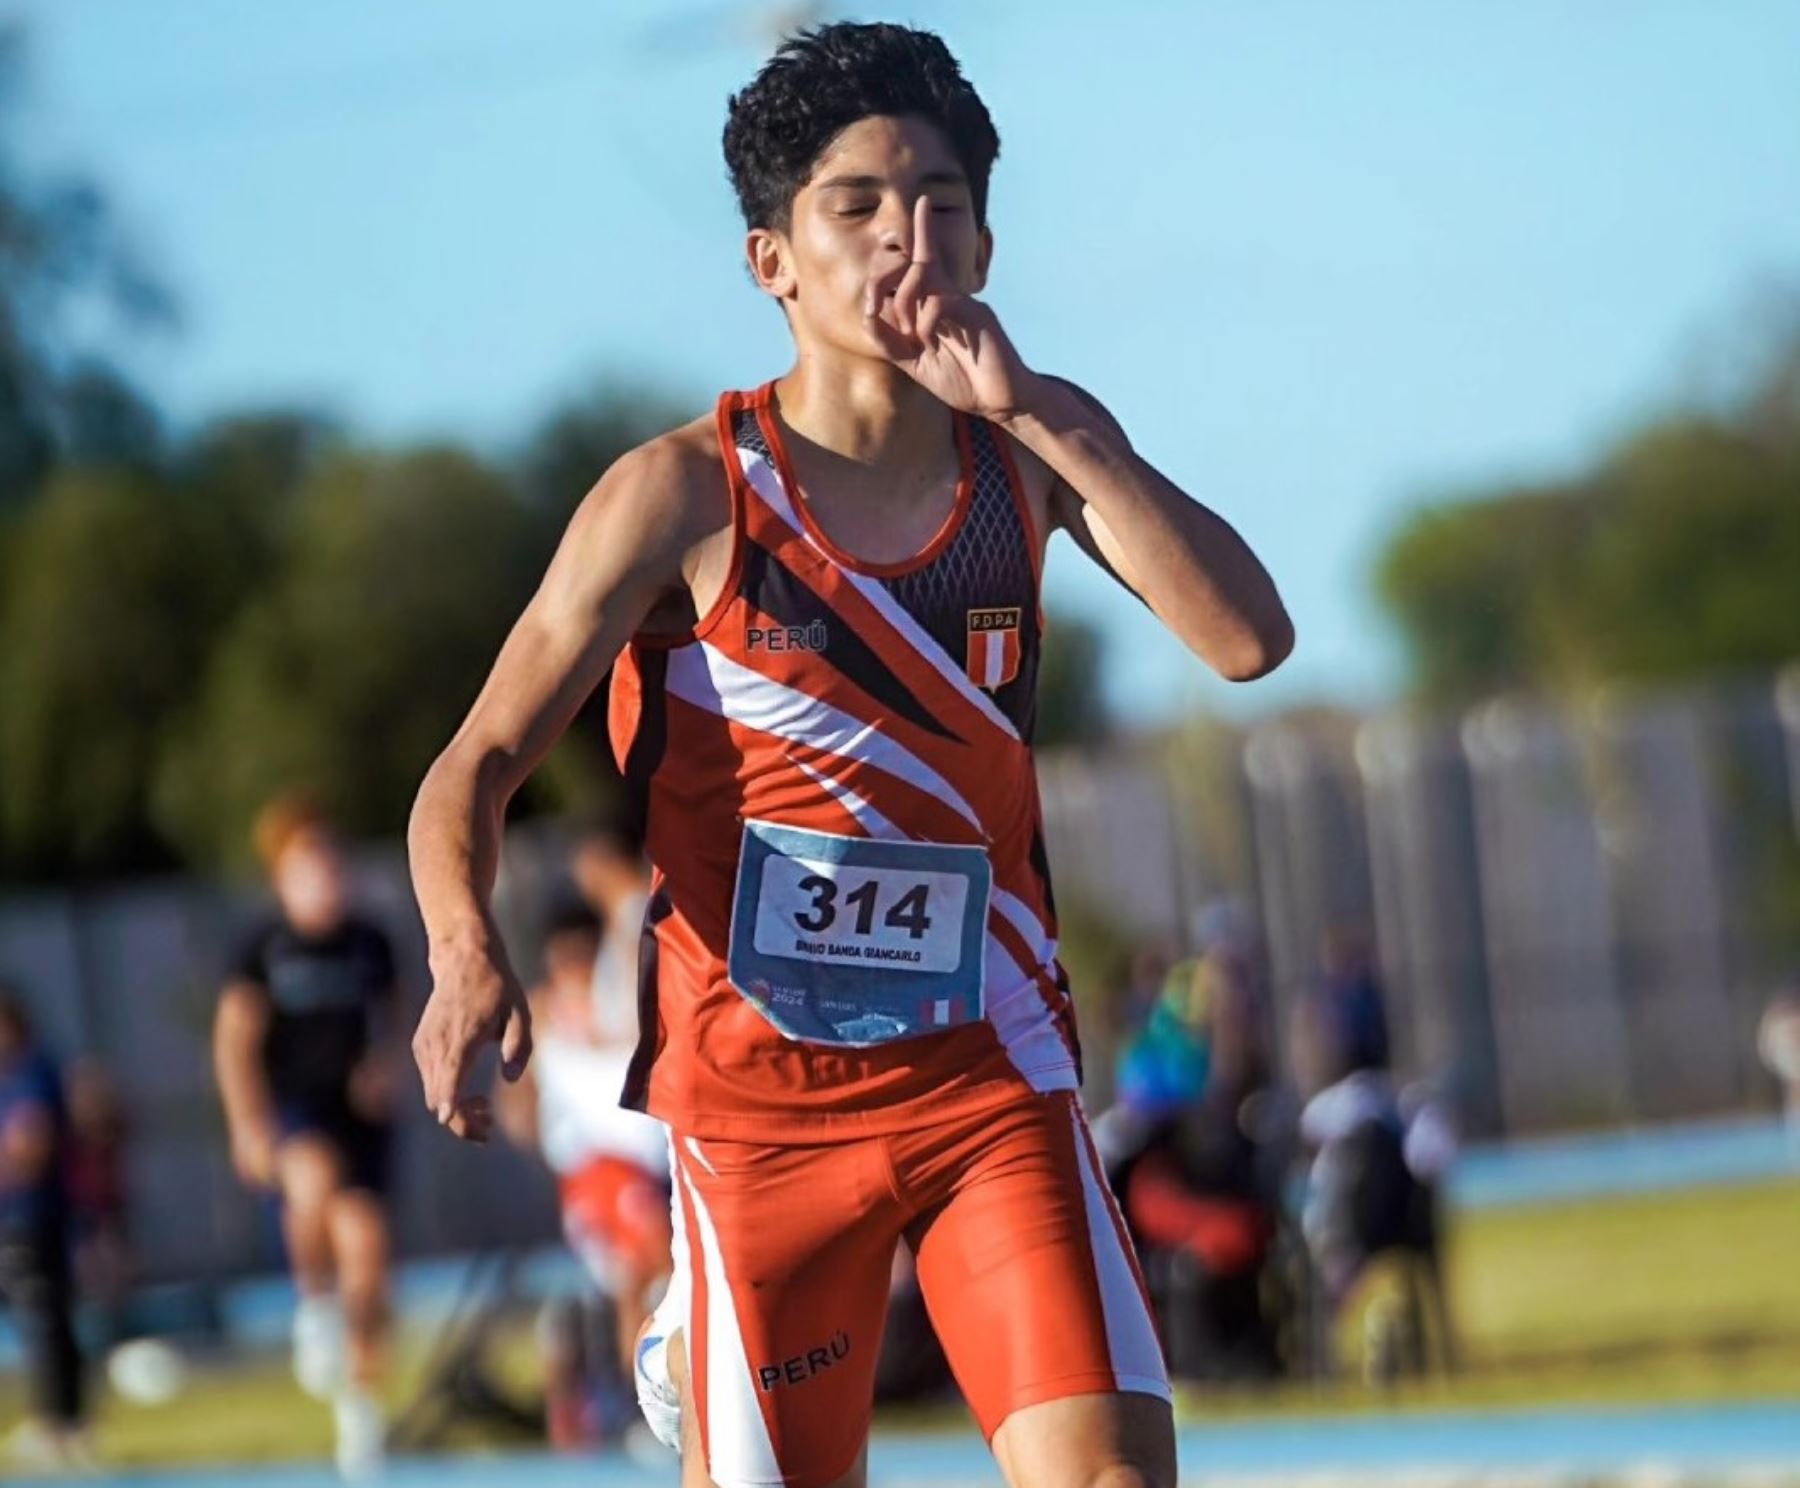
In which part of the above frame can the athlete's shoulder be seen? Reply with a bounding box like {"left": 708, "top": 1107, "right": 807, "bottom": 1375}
{"left": 557, "top": 410, "right": 731, "bottom": 593}
{"left": 602, "top": 413, "right": 729, "bottom": 538}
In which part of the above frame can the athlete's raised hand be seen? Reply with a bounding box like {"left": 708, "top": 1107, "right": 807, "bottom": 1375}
{"left": 412, "top": 926, "right": 532, "bottom": 1143}
{"left": 864, "top": 194, "right": 1032, "bottom": 421}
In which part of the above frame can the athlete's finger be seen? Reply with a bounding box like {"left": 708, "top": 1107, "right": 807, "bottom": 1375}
{"left": 413, "top": 1010, "right": 453, "bottom": 1111}
{"left": 892, "top": 259, "right": 927, "bottom": 340}
{"left": 499, "top": 997, "right": 533, "bottom": 1082}
{"left": 862, "top": 272, "right": 914, "bottom": 359}
{"left": 915, "top": 291, "right": 948, "bottom": 348}
{"left": 443, "top": 1095, "right": 492, "bottom": 1144}
{"left": 896, "top": 250, "right": 939, "bottom": 340}
{"left": 428, "top": 1025, "right": 476, "bottom": 1124}
{"left": 864, "top": 307, "right": 915, "bottom": 364}
{"left": 911, "top": 192, "right": 934, "bottom": 269}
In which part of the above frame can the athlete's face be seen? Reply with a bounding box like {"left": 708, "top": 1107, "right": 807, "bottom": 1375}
{"left": 748, "top": 114, "right": 992, "bottom": 356}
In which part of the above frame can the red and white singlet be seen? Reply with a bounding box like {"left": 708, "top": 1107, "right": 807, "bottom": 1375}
{"left": 609, "top": 383, "right": 1081, "bottom": 1140}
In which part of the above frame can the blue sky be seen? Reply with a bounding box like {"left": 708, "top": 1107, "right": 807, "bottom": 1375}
{"left": 12, "top": 0, "right": 1800, "bottom": 722}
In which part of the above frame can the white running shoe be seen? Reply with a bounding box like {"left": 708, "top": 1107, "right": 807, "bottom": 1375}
{"left": 293, "top": 1294, "right": 347, "bottom": 1401}
{"left": 332, "top": 1388, "right": 386, "bottom": 1481}
{"left": 633, "top": 1283, "right": 685, "bottom": 1453}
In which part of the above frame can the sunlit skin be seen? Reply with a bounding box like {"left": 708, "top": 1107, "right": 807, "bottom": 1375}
{"left": 743, "top": 117, "right": 1026, "bottom": 566}
{"left": 409, "top": 106, "right": 1291, "bottom": 1488}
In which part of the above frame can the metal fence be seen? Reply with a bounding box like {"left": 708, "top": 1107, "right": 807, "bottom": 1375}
{"left": 3, "top": 670, "right": 1798, "bottom": 1283}
{"left": 1041, "top": 667, "right": 1800, "bottom": 1142}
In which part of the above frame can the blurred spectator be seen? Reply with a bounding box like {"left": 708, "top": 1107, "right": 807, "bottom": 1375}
{"left": 495, "top": 897, "right": 670, "bottom": 1453}
{"left": 1101, "top": 911, "right": 1285, "bottom": 1380}
{"left": 0, "top": 985, "right": 90, "bottom": 1471}
{"left": 62, "top": 1057, "right": 133, "bottom": 1349}
{"left": 211, "top": 796, "right": 401, "bottom": 1478}
{"left": 569, "top": 816, "right": 651, "bottom": 1045}
{"left": 1318, "top": 923, "right": 1391, "bottom": 1074}
{"left": 1757, "top": 989, "right": 1800, "bottom": 1137}
{"left": 1291, "top": 949, "right": 1457, "bottom": 1378}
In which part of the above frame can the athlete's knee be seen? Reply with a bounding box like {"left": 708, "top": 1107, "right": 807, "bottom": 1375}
{"left": 1079, "top": 1466, "right": 1174, "bottom": 1488}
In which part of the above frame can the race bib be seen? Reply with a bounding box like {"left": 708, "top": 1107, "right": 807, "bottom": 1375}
{"left": 727, "top": 820, "right": 990, "bottom": 1047}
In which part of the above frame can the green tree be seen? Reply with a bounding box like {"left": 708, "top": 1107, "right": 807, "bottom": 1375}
{"left": 509, "top": 385, "right": 693, "bottom": 815}
{"left": 515, "top": 383, "right": 689, "bottom": 533}
{"left": 1376, "top": 322, "right": 1800, "bottom": 701}
{"left": 0, "top": 26, "right": 169, "bottom": 504}
{"left": 1374, "top": 488, "right": 1592, "bottom": 702}
{"left": 0, "top": 469, "right": 247, "bottom": 876}
{"left": 153, "top": 446, "right": 546, "bottom": 870}
{"left": 1571, "top": 421, "right": 1800, "bottom": 682}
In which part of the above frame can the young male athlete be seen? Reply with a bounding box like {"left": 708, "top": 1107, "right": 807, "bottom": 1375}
{"left": 409, "top": 23, "right": 1291, "bottom": 1488}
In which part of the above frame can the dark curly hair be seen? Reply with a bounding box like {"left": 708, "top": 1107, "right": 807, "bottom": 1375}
{"left": 723, "top": 22, "right": 1001, "bottom": 233}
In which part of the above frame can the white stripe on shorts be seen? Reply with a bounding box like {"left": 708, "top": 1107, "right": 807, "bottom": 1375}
{"left": 1069, "top": 1104, "right": 1173, "bottom": 1399}
{"left": 678, "top": 1151, "right": 781, "bottom": 1486}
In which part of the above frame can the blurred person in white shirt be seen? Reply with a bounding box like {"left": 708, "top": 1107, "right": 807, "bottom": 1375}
{"left": 496, "top": 897, "right": 670, "bottom": 1450}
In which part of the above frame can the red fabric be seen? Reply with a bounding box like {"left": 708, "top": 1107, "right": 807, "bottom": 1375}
{"left": 608, "top": 384, "right": 1077, "bottom": 1140}
{"left": 1125, "top": 1150, "right": 1270, "bottom": 1277}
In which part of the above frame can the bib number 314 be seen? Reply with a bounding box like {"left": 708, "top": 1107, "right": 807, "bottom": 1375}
{"left": 727, "top": 821, "right": 990, "bottom": 1047}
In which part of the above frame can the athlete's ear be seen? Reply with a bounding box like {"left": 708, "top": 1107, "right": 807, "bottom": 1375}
{"left": 746, "top": 228, "right": 797, "bottom": 302}
{"left": 972, "top": 224, "right": 993, "bottom": 294}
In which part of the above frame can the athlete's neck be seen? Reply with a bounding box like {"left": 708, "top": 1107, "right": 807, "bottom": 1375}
{"left": 772, "top": 353, "right": 951, "bottom": 471}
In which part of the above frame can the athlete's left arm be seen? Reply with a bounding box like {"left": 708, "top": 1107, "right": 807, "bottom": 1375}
{"left": 1004, "top": 378, "right": 1294, "bottom": 682}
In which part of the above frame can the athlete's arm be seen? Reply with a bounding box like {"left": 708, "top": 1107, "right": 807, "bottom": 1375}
{"left": 1011, "top": 377, "right": 1293, "bottom": 681}
{"left": 213, "top": 981, "right": 277, "bottom": 1188}
{"left": 408, "top": 435, "right": 716, "bottom": 1143}
{"left": 869, "top": 195, "right": 1292, "bottom": 681}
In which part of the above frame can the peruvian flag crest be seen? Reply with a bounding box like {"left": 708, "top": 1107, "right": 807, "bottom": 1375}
{"left": 965, "top": 606, "right": 1023, "bottom": 690}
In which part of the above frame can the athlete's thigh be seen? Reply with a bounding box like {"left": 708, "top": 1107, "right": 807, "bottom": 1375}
{"left": 906, "top": 1092, "right": 1170, "bottom": 1444}
{"left": 674, "top": 1346, "right": 868, "bottom": 1488}
{"left": 671, "top": 1131, "right": 897, "bottom": 1488}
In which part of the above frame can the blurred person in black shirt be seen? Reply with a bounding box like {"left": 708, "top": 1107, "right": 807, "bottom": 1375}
{"left": 212, "top": 797, "right": 399, "bottom": 1477}
{"left": 0, "top": 986, "right": 89, "bottom": 1471}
